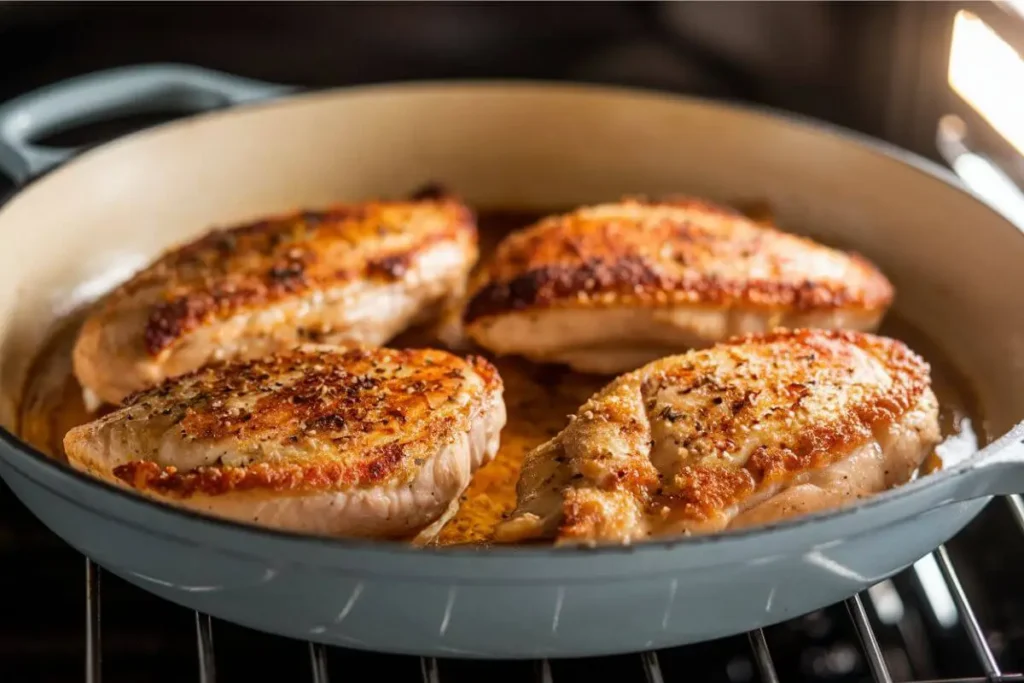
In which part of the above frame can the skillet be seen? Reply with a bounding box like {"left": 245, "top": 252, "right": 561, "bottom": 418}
{"left": 0, "top": 63, "right": 1022, "bottom": 659}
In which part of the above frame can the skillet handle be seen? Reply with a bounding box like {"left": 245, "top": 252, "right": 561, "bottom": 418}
{"left": 0, "top": 63, "right": 294, "bottom": 185}
{"left": 948, "top": 436, "right": 1024, "bottom": 502}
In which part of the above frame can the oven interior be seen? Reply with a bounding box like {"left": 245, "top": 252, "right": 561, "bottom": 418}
{"left": 1, "top": 2, "right": 1023, "bottom": 682}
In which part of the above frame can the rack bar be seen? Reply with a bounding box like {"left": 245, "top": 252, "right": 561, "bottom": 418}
{"left": 640, "top": 651, "right": 664, "bottom": 683}
{"left": 933, "top": 545, "right": 1001, "bottom": 678}
{"left": 195, "top": 612, "right": 216, "bottom": 683}
{"left": 85, "top": 559, "right": 101, "bottom": 683}
{"left": 420, "top": 656, "right": 440, "bottom": 683}
{"left": 536, "top": 659, "right": 553, "bottom": 683}
{"left": 1007, "top": 494, "right": 1024, "bottom": 533}
{"left": 747, "top": 629, "right": 780, "bottom": 683}
{"left": 308, "top": 642, "right": 329, "bottom": 683}
{"left": 846, "top": 594, "right": 894, "bottom": 683}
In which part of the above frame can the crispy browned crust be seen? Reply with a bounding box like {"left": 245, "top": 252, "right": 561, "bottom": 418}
{"left": 85, "top": 345, "right": 501, "bottom": 497}
{"left": 113, "top": 443, "right": 414, "bottom": 497}
{"left": 554, "top": 329, "right": 930, "bottom": 538}
{"left": 113, "top": 195, "right": 476, "bottom": 355}
{"left": 463, "top": 197, "right": 893, "bottom": 324}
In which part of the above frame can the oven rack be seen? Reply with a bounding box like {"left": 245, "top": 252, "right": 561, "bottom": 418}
{"left": 73, "top": 495, "right": 1024, "bottom": 683}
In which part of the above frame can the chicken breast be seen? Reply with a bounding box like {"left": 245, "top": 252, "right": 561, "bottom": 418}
{"left": 494, "top": 329, "right": 939, "bottom": 546}
{"left": 463, "top": 198, "right": 894, "bottom": 375}
{"left": 63, "top": 344, "right": 506, "bottom": 539}
{"left": 73, "top": 192, "right": 478, "bottom": 406}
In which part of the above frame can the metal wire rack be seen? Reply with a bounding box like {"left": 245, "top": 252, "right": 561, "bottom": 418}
{"left": 50, "top": 494, "right": 1023, "bottom": 683}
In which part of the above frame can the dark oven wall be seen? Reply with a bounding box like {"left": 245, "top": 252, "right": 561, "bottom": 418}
{"left": 0, "top": 1, "right": 904, "bottom": 153}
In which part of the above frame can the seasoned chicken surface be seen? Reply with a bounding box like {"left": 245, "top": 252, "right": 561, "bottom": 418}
{"left": 63, "top": 344, "right": 506, "bottom": 539}
{"left": 494, "top": 329, "right": 939, "bottom": 546}
{"left": 73, "top": 193, "right": 478, "bottom": 406}
{"left": 464, "top": 198, "right": 894, "bottom": 374}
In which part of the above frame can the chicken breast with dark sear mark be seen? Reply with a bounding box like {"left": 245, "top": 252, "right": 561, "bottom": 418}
{"left": 63, "top": 344, "right": 506, "bottom": 539}
{"left": 73, "top": 193, "right": 478, "bottom": 406}
{"left": 464, "top": 198, "right": 894, "bottom": 375}
{"left": 494, "top": 329, "right": 939, "bottom": 546}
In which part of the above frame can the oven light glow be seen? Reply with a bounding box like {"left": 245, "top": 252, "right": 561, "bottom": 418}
{"left": 948, "top": 10, "right": 1024, "bottom": 157}
{"left": 1006, "top": 0, "right": 1024, "bottom": 20}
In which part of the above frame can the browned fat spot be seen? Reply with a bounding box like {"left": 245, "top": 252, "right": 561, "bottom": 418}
{"left": 408, "top": 181, "right": 455, "bottom": 201}
{"left": 367, "top": 253, "right": 412, "bottom": 279}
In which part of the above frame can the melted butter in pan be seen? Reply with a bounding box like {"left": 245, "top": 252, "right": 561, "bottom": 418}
{"left": 15, "top": 209, "right": 987, "bottom": 547}
{"left": 430, "top": 359, "right": 605, "bottom": 546}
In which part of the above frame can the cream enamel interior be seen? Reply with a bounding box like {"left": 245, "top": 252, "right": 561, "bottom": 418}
{"left": 0, "top": 82, "right": 1023, "bottom": 468}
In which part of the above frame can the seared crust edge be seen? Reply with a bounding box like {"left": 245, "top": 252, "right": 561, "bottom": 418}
{"left": 462, "top": 198, "right": 893, "bottom": 325}
{"left": 463, "top": 253, "right": 893, "bottom": 325}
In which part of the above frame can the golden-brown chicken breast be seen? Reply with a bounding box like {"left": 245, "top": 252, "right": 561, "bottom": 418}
{"left": 464, "top": 198, "right": 894, "bottom": 375}
{"left": 73, "top": 193, "right": 478, "bottom": 406}
{"left": 494, "top": 329, "right": 939, "bottom": 546}
{"left": 63, "top": 344, "right": 505, "bottom": 539}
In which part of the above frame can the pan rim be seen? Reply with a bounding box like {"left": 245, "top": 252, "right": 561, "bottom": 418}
{"left": 0, "top": 77, "right": 1022, "bottom": 559}
{"left": 4, "top": 415, "right": 1021, "bottom": 563}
